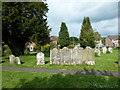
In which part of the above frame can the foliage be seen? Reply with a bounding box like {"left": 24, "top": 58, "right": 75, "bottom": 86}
{"left": 58, "top": 22, "right": 70, "bottom": 48}
{"left": 38, "top": 44, "right": 50, "bottom": 57}
{"left": 50, "top": 42, "right": 57, "bottom": 49}
{"left": 79, "top": 17, "right": 95, "bottom": 48}
{"left": 2, "top": 2, "right": 50, "bottom": 56}
{"left": 67, "top": 44, "right": 75, "bottom": 49}
{"left": 101, "top": 37, "right": 106, "bottom": 45}
{"left": 94, "top": 31, "right": 101, "bottom": 41}
{"left": 24, "top": 47, "right": 30, "bottom": 54}
{"left": 2, "top": 44, "right": 12, "bottom": 56}
{"left": 69, "top": 37, "right": 79, "bottom": 45}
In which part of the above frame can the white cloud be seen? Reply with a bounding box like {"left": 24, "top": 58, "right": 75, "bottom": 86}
{"left": 47, "top": 0, "right": 118, "bottom": 37}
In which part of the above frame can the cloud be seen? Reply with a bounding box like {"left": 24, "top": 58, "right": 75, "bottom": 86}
{"left": 46, "top": 0, "right": 118, "bottom": 37}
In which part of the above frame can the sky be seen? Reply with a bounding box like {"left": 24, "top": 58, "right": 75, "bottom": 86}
{"left": 46, "top": 0, "right": 119, "bottom": 37}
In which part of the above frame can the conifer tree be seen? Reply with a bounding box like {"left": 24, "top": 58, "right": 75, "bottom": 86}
{"left": 79, "top": 17, "right": 95, "bottom": 48}
{"left": 59, "top": 22, "right": 70, "bottom": 48}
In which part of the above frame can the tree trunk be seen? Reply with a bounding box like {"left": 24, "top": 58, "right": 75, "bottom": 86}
{"left": 8, "top": 42, "right": 25, "bottom": 57}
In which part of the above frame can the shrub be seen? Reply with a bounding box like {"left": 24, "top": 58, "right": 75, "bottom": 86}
{"left": 24, "top": 47, "right": 30, "bottom": 54}
{"left": 50, "top": 43, "right": 58, "bottom": 49}
{"left": 2, "top": 44, "right": 11, "bottom": 56}
{"left": 42, "top": 44, "right": 50, "bottom": 57}
{"left": 67, "top": 44, "right": 74, "bottom": 49}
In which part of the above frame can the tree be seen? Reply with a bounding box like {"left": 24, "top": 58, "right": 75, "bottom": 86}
{"left": 2, "top": 2, "right": 50, "bottom": 56}
{"left": 79, "top": 17, "right": 95, "bottom": 48}
{"left": 69, "top": 37, "right": 79, "bottom": 45}
{"left": 94, "top": 31, "right": 101, "bottom": 41}
{"left": 101, "top": 37, "right": 106, "bottom": 45}
{"left": 58, "top": 22, "right": 70, "bottom": 48}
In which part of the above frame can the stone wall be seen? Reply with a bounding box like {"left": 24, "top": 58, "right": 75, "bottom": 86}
{"left": 50, "top": 47, "right": 95, "bottom": 65}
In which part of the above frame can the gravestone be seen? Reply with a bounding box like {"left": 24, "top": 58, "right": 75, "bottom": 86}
{"left": 50, "top": 48, "right": 59, "bottom": 64}
{"left": 108, "top": 47, "right": 113, "bottom": 53}
{"left": 102, "top": 47, "right": 107, "bottom": 53}
{"left": 94, "top": 48, "right": 100, "bottom": 56}
{"left": 36, "top": 52, "right": 45, "bottom": 65}
{"left": 9, "top": 55, "right": 21, "bottom": 64}
{"left": 50, "top": 46, "right": 95, "bottom": 65}
{"left": 84, "top": 47, "right": 95, "bottom": 65}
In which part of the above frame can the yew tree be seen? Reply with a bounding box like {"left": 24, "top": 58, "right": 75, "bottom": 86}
{"left": 2, "top": 2, "right": 50, "bottom": 56}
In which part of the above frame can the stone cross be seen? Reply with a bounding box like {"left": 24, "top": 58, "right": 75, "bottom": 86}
{"left": 36, "top": 52, "right": 45, "bottom": 65}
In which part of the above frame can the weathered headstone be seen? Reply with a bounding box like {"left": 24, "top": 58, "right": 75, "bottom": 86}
{"left": 102, "top": 47, "right": 107, "bottom": 53}
{"left": 50, "top": 48, "right": 59, "bottom": 64}
{"left": 9, "top": 55, "right": 21, "bottom": 64}
{"left": 50, "top": 46, "right": 95, "bottom": 65}
{"left": 108, "top": 47, "right": 113, "bottom": 53}
{"left": 36, "top": 52, "right": 45, "bottom": 65}
{"left": 83, "top": 47, "right": 95, "bottom": 65}
{"left": 94, "top": 48, "right": 100, "bottom": 56}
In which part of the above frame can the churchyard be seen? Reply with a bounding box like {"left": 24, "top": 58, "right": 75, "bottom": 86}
{"left": 1, "top": 48, "right": 120, "bottom": 88}
{"left": 1, "top": 2, "right": 120, "bottom": 89}
{"left": 1, "top": 48, "right": 119, "bottom": 71}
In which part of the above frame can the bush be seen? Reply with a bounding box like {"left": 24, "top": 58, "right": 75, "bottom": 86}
{"left": 117, "top": 46, "right": 120, "bottom": 49}
{"left": 24, "top": 47, "right": 30, "bottom": 54}
{"left": 50, "top": 43, "right": 58, "bottom": 50}
{"left": 42, "top": 44, "right": 50, "bottom": 57}
{"left": 67, "top": 44, "right": 74, "bottom": 49}
{"left": 2, "top": 44, "right": 11, "bottom": 56}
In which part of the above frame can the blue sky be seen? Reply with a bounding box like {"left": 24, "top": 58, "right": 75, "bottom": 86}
{"left": 46, "top": 0, "right": 118, "bottom": 37}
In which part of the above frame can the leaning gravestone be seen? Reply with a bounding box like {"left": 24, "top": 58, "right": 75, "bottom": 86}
{"left": 108, "top": 47, "right": 113, "bottom": 53}
{"left": 36, "top": 52, "right": 45, "bottom": 65}
{"left": 9, "top": 55, "right": 21, "bottom": 64}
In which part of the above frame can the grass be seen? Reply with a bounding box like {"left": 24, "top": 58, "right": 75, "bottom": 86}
{"left": 1, "top": 49, "right": 119, "bottom": 71}
{"left": 2, "top": 70, "right": 119, "bottom": 88}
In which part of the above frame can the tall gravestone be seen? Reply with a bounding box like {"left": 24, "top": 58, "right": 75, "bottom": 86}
{"left": 50, "top": 46, "right": 95, "bottom": 65}
{"left": 102, "top": 47, "right": 107, "bottom": 53}
{"left": 36, "top": 52, "right": 45, "bottom": 65}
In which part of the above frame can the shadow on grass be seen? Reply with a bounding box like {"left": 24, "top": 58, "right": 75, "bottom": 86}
{"left": 15, "top": 73, "right": 119, "bottom": 88}
{"left": 45, "top": 61, "right": 49, "bottom": 64}
{"left": 75, "top": 68, "right": 115, "bottom": 77}
{"left": 0, "top": 61, "right": 5, "bottom": 63}
{"left": 21, "top": 61, "right": 24, "bottom": 64}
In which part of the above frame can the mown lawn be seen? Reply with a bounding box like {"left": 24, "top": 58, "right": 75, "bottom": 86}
{"left": 2, "top": 70, "right": 119, "bottom": 88}
{"left": 1, "top": 49, "right": 119, "bottom": 71}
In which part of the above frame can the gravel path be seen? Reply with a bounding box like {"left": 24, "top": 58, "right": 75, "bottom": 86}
{"left": 1, "top": 66, "right": 119, "bottom": 77}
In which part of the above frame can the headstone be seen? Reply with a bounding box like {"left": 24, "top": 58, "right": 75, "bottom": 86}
{"left": 50, "top": 46, "right": 95, "bottom": 65}
{"left": 108, "top": 47, "right": 113, "bottom": 53}
{"left": 94, "top": 48, "right": 100, "bottom": 56}
{"left": 50, "top": 48, "right": 59, "bottom": 64}
{"left": 9, "top": 55, "right": 21, "bottom": 64}
{"left": 36, "top": 52, "right": 45, "bottom": 65}
{"left": 102, "top": 47, "right": 107, "bottom": 53}
{"left": 16, "top": 57, "right": 21, "bottom": 64}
